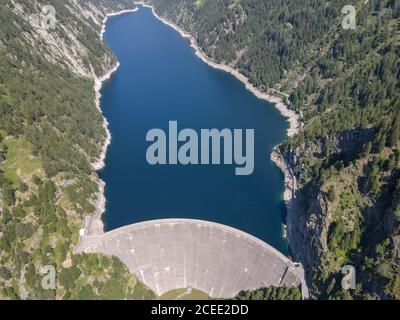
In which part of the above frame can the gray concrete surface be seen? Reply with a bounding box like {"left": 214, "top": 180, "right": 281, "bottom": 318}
{"left": 76, "top": 219, "right": 308, "bottom": 299}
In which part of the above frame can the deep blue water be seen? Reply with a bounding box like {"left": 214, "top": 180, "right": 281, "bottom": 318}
{"left": 99, "top": 6, "right": 289, "bottom": 254}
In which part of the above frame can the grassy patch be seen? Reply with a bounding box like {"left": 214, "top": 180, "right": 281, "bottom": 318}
{"left": 1, "top": 137, "right": 43, "bottom": 186}
{"left": 160, "top": 288, "right": 209, "bottom": 300}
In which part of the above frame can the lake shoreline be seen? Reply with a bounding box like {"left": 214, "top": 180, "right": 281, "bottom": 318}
{"left": 270, "top": 150, "right": 299, "bottom": 247}
{"left": 93, "top": 7, "right": 139, "bottom": 172}
{"left": 88, "top": 8, "right": 139, "bottom": 237}
{"left": 135, "top": 2, "right": 301, "bottom": 137}
{"left": 86, "top": 4, "right": 301, "bottom": 240}
{"left": 100, "top": 8, "right": 139, "bottom": 41}
{"left": 137, "top": 2, "right": 301, "bottom": 250}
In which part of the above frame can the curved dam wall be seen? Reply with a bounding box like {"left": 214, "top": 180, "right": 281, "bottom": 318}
{"left": 76, "top": 219, "right": 306, "bottom": 298}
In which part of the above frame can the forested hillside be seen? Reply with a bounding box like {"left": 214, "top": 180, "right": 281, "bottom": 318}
{"left": 148, "top": 0, "right": 400, "bottom": 299}
{"left": 0, "top": 0, "right": 154, "bottom": 299}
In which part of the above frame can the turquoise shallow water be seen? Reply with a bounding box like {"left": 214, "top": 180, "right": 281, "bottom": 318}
{"left": 99, "top": 6, "right": 289, "bottom": 254}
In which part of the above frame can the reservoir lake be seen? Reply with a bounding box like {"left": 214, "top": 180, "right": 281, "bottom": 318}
{"left": 99, "top": 6, "right": 289, "bottom": 254}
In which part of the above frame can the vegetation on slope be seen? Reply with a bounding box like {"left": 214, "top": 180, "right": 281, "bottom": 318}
{"left": 236, "top": 286, "right": 302, "bottom": 301}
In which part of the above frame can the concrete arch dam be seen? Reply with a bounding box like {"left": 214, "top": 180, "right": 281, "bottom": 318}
{"left": 76, "top": 219, "right": 306, "bottom": 298}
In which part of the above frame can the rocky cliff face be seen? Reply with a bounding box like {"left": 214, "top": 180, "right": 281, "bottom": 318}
{"left": 278, "top": 127, "right": 399, "bottom": 298}
{"left": 8, "top": 0, "right": 135, "bottom": 78}
{"left": 279, "top": 129, "right": 376, "bottom": 252}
